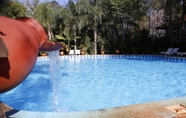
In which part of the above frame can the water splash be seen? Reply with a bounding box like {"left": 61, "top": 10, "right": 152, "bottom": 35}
{"left": 48, "top": 50, "right": 68, "bottom": 112}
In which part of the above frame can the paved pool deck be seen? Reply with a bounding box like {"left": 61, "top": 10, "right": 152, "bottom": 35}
{"left": 7, "top": 97, "right": 186, "bottom": 118}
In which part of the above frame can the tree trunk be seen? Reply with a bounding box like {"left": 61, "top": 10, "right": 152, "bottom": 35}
{"left": 74, "top": 29, "right": 77, "bottom": 55}
{"left": 48, "top": 29, "right": 51, "bottom": 40}
{"left": 48, "top": 25, "right": 53, "bottom": 40}
{"left": 148, "top": 8, "right": 151, "bottom": 36}
{"left": 122, "top": 29, "right": 125, "bottom": 53}
{"left": 157, "top": 10, "right": 160, "bottom": 38}
{"left": 94, "top": 29, "right": 97, "bottom": 55}
{"left": 169, "top": 3, "right": 173, "bottom": 47}
{"left": 68, "top": 41, "right": 70, "bottom": 49}
{"left": 182, "top": 0, "right": 185, "bottom": 41}
{"left": 122, "top": 22, "right": 126, "bottom": 53}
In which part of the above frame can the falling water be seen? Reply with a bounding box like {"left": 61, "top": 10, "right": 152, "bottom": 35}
{"left": 48, "top": 50, "right": 67, "bottom": 112}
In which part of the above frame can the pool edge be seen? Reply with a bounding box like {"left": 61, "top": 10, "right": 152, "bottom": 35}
{"left": 8, "top": 97, "right": 186, "bottom": 118}
{"left": 38, "top": 54, "right": 186, "bottom": 63}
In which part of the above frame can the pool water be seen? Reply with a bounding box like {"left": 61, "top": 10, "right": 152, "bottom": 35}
{"left": 1, "top": 55, "right": 186, "bottom": 112}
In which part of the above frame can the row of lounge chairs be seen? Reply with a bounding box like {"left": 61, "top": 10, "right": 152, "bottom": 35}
{"left": 69, "top": 49, "right": 80, "bottom": 55}
{"left": 68, "top": 48, "right": 185, "bottom": 56}
{"left": 160, "top": 48, "right": 186, "bottom": 56}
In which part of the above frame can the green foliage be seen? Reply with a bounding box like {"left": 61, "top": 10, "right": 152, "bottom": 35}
{"left": 25, "top": 0, "right": 40, "bottom": 18}
{"left": 80, "top": 34, "right": 91, "bottom": 52}
{"left": 131, "top": 29, "right": 150, "bottom": 54}
{"left": 55, "top": 35, "right": 66, "bottom": 40}
{"left": 97, "top": 34, "right": 107, "bottom": 52}
{"left": 25, "top": 0, "right": 63, "bottom": 39}
{"left": 79, "top": 44, "right": 87, "bottom": 51}
{"left": 6, "top": 0, "right": 182, "bottom": 54}
{"left": 0, "top": 0, "right": 26, "bottom": 18}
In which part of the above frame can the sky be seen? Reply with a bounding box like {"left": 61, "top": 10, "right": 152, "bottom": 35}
{"left": 40, "top": 0, "right": 69, "bottom": 5}
{"left": 19, "top": 0, "right": 69, "bottom": 6}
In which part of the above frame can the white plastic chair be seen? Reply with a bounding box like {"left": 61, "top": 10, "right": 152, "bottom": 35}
{"left": 69, "top": 50, "right": 74, "bottom": 55}
{"left": 76, "top": 50, "right": 80, "bottom": 55}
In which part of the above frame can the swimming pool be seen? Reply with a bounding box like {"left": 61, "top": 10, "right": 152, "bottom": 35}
{"left": 1, "top": 55, "right": 186, "bottom": 112}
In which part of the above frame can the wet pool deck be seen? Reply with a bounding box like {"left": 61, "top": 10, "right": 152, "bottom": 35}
{"left": 7, "top": 97, "right": 186, "bottom": 118}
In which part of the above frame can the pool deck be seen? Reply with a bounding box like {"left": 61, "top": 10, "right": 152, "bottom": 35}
{"left": 7, "top": 97, "right": 186, "bottom": 118}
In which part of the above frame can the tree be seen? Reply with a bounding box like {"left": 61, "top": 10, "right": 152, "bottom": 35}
{"left": 181, "top": 0, "right": 186, "bottom": 40}
{"left": 100, "top": 0, "right": 146, "bottom": 53}
{"left": 65, "top": 0, "right": 79, "bottom": 54}
{"left": 64, "top": 0, "right": 89, "bottom": 54}
{"left": 37, "top": 2, "right": 55, "bottom": 39}
{"left": 81, "top": 0, "right": 103, "bottom": 55}
{"left": 24, "top": 0, "right": 40, "bottom": 18}
{"left": 144, "top": 0, "right": 167, "bottom": 37}
{"left": 0, "top": 0, "right": 26, "bottom": 18}
{"left": 25, "top": 0, "right": 62, "bottom": 40}
{"left": 164, "top": 0, "right": 182, "bottom": 46}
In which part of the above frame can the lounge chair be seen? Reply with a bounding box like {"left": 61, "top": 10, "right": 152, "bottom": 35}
{"left": 76, "top": 50, "right": 80, "bottom": 55}
{"left": 69, "top": 49, "right": 81, "bottom": 55}
{"left": 169, "top": 48, "right": 179, "bottom": 56}
{"left": 69, "top": 50, "right": 74, "bottom": 55}
{"left": 160, "top": 48, "right": 173, "bottom": 55}
{"left": 177, "top": 51, "right": 186, "bottom": 56}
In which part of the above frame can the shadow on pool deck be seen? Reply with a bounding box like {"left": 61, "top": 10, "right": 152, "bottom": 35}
{"left": 6, "top": 109, "right": 20, "bottom": 117}
{"left": 6, "top": 97, "right": 186, "bottom": 118}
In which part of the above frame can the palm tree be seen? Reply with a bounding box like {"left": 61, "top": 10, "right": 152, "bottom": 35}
{"left": 86, "top": 0, "right": 103, "bottom": 55}
{"left": 36, "top": 2, "right": 56, "bottom": 40}
{"left": 65, "top": 0, "right": 79, "bottom": 54}
{"left": 64, "top": 0, "right": 89, "bottom": 54}
{"left": 25, "top": 0, "right": 60, "bottom": 40}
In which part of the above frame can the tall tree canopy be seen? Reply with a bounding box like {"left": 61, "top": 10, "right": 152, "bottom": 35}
{"left": 0, "top": 0, "right": 26, "bottom": 18}
{"left": 2, "top": 0, "right": 184, "bottom": 54}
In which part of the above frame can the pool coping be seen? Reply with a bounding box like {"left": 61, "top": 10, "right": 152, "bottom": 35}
{"left": 7, "top": 54, "right": 186, "bottom": 118}
{"left": 7, "top": 97, "right": 186, "bottom": 118}
{"left": 39, "top": 54, "right": 186, "bottom": 62}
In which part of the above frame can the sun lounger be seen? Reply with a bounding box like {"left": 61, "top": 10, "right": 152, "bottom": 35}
{"left": 160, "top": 48, "right": 173, "bottom": 55}
{"left": 69, "top": 50, "right": 74, "bottom": 55}
{"left": 177, "top": 51, "right": 186, "bottom": 56}
{"left": 69, "top": 49, "right": 80, "bottom": 55}
{"left": 76, "top": 50, "right": 80, "bottom": 55}
{"left": 169, "top": 48, "right": 179, "bottom": 56}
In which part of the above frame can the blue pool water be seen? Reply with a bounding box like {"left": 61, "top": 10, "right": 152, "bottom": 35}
{"left": 1, "top": 55, "right": 186, "bottom": 112}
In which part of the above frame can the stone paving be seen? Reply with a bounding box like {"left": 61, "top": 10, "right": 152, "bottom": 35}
{"left": 7, "top": 97, "right": 186, "bottom": 118}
